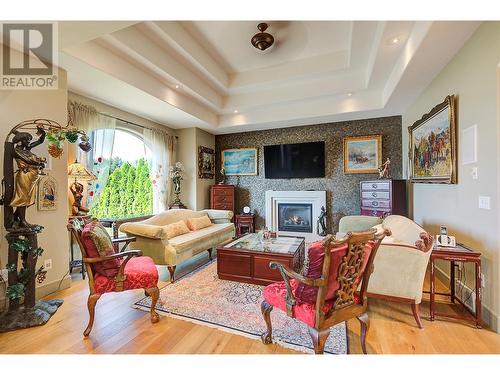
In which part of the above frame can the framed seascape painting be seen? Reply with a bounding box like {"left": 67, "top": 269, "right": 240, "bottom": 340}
{"left": 343, "top": 135, "right": 382, "bottom": 174}
{"left": 221, "top": 148, "right": 258, "bottom": 176}
{"left": 409, "top": 95, "right": 457, "bottom": 184}
{"left": 198, "top": 146, "right": 215, "bottom": 179}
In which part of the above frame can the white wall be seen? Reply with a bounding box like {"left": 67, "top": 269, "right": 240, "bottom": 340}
{"left": 0, "top": 67, "right": 72, "bottom": 301}
{"left": 402, "top": 22, "right": 500, "bottom": 331}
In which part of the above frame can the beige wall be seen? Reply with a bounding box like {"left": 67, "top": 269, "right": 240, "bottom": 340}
{"left": 402, "top": 22, "right": 500, "bottom": 331}
{"left": 176, "top": 127, "right": 215, "bottom": 211}
{"left": 195, "top": 128, "right": 215, "bottom": 210}
{"left": 0, "top": 67, "right": 72, "bottom": 301}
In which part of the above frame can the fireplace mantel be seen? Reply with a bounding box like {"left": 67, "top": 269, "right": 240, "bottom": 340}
{"left": 265, "top": 190, "right": 327, "bottom": 242}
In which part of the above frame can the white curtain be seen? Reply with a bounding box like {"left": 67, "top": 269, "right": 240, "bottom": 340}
{"left": 144, "top": 128, "right": 176, "bottom": 213}
{"left": 68, "top": 100, "right": 116, "bottom": 208}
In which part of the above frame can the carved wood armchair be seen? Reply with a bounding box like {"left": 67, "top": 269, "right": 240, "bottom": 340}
{"left": 261, "top": 228, "right": 390, "bottom": 354}
{"left": 67, "top": 217, "right": 160, "bottom": 337}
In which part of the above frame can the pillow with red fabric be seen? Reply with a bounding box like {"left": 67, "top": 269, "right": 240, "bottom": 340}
{"left": 81, "top": 220, "right": 120, "bottom": 278}
{"left": 294, "top": 239, "right": 374, "bottom": 304}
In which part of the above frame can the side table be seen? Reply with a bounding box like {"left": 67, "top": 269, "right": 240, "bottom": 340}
{"left": 235, "top": 214, "right": 255, "bottom": 236}
{"left": 429, "top": 243, "right": 482, "bottom": 328}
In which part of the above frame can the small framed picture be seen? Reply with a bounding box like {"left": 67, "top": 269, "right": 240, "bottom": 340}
{"left": 198, "top": 146, "right": 215, "bottom": 179}
{"left": 221, "top": 148, "right": 258, "bottom": 176}
{"left": 37, "top": 174, "right": 57, "bottom": 211}
{"left": 343, "top": 135, "right": 382, "bottom": 174}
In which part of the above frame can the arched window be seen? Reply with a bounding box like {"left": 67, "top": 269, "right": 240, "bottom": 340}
{"left": 88, "top": 127, "right": 153, "bottom": 219}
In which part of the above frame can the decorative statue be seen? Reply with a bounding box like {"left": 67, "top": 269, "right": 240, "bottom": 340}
{"left": 169, "top": 162, "right": 187, "bottom": 209}
{"left": 70, "top": 182, "right": 90, "bottom": 216}
{"left": 317, "top": 206, "right": 327, "bottom": 236}
{"left": 218, "top": 167, "right": 226, "bottom": 185}
{"left": 9, "top": 126, "right": 47, "bottom": 229}
{"left": 0, "top": 119, "right": 89, "bottom": 333}
{"left": 378, "top": 157, "right": 391, "bottom": 179}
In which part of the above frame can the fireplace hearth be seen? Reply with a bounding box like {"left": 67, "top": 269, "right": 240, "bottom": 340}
{"left": 278, "top": 203, "right": 313, "bottom": 233}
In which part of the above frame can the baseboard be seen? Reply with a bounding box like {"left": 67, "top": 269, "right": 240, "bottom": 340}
{"left": 434, "top": 265, "right": 498, "bottom": 332}
{"left": 0, "top": 275, "right": 72, "bottom": 313}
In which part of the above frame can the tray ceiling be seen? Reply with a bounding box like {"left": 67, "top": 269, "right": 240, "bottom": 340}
{"left": 59, "top": 21, "right": 480, "bottom": 133}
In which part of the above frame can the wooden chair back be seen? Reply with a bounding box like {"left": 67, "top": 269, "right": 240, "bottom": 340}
{"left": 314, "top": 228, "right": 390, "bottom": 329}
{"left": 67, "top": 217, "right": 97, "bottom": 294}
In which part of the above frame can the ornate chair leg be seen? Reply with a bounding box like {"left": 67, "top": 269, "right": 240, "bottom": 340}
{"left": 167, "top": 265, "right": 176, "bottom": 283}
{"left": 357, "top": 313, "right": 370, "bottom": 354}
{"left": 145, "top": 286, "right": 160, "bottom": 324}
{"left": 260, "top": 300, "right": 273, "bottom": 345}
{"left": 207, "top": 248, "right": 213, "bottom": 261}
{"left": 411, "top": 303, "right": 423, "bottom": 329}
{"left": 84, "top": 293, "right": 101, "bottom": 337}
{"left": 307, "top": 327, "right": 330, "bottom": 354}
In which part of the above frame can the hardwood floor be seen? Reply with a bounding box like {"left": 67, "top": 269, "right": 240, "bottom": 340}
{"left": 0, "top": 262, "right": 499, "bottom": 354}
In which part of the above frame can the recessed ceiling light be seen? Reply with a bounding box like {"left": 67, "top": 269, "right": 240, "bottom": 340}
{"left": 390, "top": 37, "right": 400, "bottom": 45}
{"left": 347, "top": 92, "right": 353, "bottom": 97}
{"left": 233, "top": 109, "right": 239, "bottom": 114}
{"left": 175, "top": 84, "right": 181, "bottom": 89}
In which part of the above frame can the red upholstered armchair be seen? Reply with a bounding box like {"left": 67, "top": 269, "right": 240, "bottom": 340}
{"left": 261, "top": 228, "right": 389, "bottom": 354}
{"left": 68, "top": 217, "right": 160, "bottom": 336}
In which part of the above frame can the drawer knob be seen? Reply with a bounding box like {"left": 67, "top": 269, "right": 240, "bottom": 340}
{"left": 372, "top": 201, "right": 379, "bottom": 206}
{"left": 372, "top": 210, "right": 378, "bottom": 216}
{"left": 372, "top": 192, "right": 377, "bottom": 197}
{"left": 372, "top": 183, "right": 377, "bottom": 189}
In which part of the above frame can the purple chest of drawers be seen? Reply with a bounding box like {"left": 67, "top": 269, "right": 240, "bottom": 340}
{"left": 360, "top": 179, "right": 407, "bottom": 218}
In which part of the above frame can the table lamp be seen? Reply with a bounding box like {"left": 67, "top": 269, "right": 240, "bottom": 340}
{"left": 68, "top": 160, "right": 96, "bottom": 216}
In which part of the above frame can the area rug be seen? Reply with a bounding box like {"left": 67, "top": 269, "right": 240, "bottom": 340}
{"left": 133, "top": 261, "right": 348, "bottom": 354}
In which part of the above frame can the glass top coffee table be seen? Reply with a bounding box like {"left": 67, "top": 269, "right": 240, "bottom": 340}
{"left": 216, "top": 233, "right": 305, "bottom": 286}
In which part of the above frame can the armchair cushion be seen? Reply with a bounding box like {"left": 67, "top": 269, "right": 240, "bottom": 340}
{"left": 186, "top": 215, "right": 213, "bottom": 231}
{"left": 81, "top": 220, "right": 120, "bottom": 278}
{"left": 164, "top": 220, "right": 190, "bottom": 239}
{"left": 295, "top": 239, "right": 374, "bottom": 304}
{"left": 263, "top": 279, "right": 334, "bottom": 327}
{"left": 94, "top": 256, "right": 159, "bottom": 294}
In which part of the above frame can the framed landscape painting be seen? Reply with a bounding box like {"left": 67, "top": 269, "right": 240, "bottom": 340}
{"left": 409, "top": 95, "right": 457, "bottom": 184}
{"left": 221, "top": 148, "right": 258, "bottom": 176}
{"left": 343, "top": 135, "right": 382, "bottom": 174}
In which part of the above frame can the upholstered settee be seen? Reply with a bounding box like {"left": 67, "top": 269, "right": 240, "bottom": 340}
{"left": 119, "top": 209, "right": 235, "bottom": 282}
{"left": 338, "top": 215, "right": 434, "bottom": 328}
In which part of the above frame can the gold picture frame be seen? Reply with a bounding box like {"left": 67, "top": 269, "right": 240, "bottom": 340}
{"left": 221, "top": 148, "right": 258, "bottom": 176}
{"left": 198, "top": 146, "right": 215, "bottom": 179}
{"left": 343, "top": 135, "right": 382, "bottom": 174}
{"left": 408, "top": 95, "right": 457, "bottom": 184}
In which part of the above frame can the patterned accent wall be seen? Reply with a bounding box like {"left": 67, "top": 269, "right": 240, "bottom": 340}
{"left": 215, "top": 116, "right": 402, "bottom": 233}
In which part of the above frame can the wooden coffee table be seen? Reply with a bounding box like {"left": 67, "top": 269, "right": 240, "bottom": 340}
{"left": 216, "top": 233, "right": 305, "bottom": 286}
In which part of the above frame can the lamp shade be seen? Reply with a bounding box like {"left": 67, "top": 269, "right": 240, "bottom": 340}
{"left": 67, "top": 160, "right": 97, "bottom": 181}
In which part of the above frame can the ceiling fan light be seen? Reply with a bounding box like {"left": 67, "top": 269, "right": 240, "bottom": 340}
{"left": 251, "top": 23, "right": 275, "bottom": 51}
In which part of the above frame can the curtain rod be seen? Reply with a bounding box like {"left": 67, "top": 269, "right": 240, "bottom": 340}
{"left": 99, "top": 112, "right": 178, "bottom": 139}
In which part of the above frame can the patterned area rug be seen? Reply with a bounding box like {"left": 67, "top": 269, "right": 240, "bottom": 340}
{"left": 133, "top": 261, "right": 348, "bottom": 354}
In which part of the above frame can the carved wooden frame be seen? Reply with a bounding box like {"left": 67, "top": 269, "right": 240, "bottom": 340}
{"left": 198, "top": 146, "right": 215, "bottom": 179}
{"left": 408, "top": 95, "right": 457, "bottom": 184}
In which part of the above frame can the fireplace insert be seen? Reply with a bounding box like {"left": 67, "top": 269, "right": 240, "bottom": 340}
{"left": 278, "top": 203, "right": 313, "bottom": 233}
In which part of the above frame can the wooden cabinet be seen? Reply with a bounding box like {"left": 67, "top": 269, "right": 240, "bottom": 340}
{"left": 360, "top": 179, "right": 407, "bottom": 218}
{"left": 210, "top": 184, "right": 235, "bottom": 213}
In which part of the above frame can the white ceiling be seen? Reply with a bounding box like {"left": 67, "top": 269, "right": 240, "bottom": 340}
{"left": 58, "top": 21, "right": 481, "bottom": 134}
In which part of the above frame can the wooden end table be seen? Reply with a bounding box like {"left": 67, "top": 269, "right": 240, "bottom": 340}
{"left": 429, "top": 243, "right": 482, "bottom": 328}
{"left": 216, "top": 233, "right": 305, "bottom": 286}
{"left": 235, "top": 214, "right": 255, "bottom": 236}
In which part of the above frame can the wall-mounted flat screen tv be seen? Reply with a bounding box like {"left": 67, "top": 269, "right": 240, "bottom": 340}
{"left": 264, "top": 141, "right": 325, "bottom": 179}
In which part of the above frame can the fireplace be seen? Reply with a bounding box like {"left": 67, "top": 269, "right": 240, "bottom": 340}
{"left": 278, "top": 203, "right": 313, "bottom": 233}
{"left": 265, "top": 190, "right": 327, "bottom": 242}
